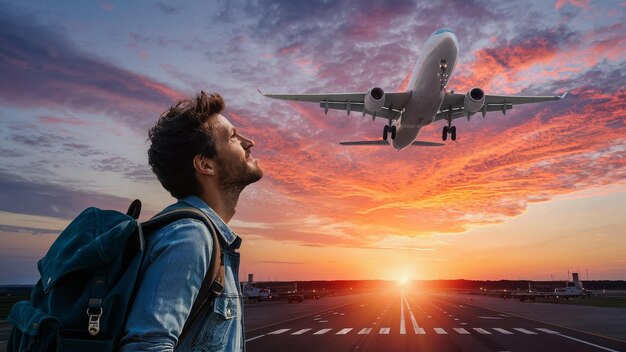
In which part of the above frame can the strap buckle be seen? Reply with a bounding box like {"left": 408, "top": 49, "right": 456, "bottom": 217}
{"left": 86, "top": 307, "right": 103, "bottom": 336}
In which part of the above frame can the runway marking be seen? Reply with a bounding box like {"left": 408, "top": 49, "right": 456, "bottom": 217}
{"left": 493, "top": 328, "right": 513, "bottom": 334}
{"left": 318, "top": 320, "right": 328, "bottom": 323}
{"left": 557, "top": 333, "right": 621, "bottom": 352}
{"left": 268, "top": 329, "right": 290, "bottom": 335}
{"left": 313, "top": 317, "right": 321, "bottom": 320}
{"left": 292, "top": 329, "right": 311, "bottom": 335}
{"left": 473, "top": 328, "right": 492, "bottom": 334}
{"left": 454, "top": 318, "right": 459, "bottom": 321}
{"left": 461, "top": 323, "right": 467, "bottom": 325}
{"left": 245, "top": 334, "right": 265, "bottom": 342}
{"left": 402, "top": 292, "right": 426, "bottom": 334}
{"left": 358, "top": 328, "right": 372, "bottom": 335}
{"left": 333, "top": 312, "right": 339, "bottom": 315}
{"left": 314, "top": 328, "right": 332, "bottom": 335}
{"left": 478, "top": 316, "right": 502, "bottom": 320}
{"left": 400, "top": 293, "right": 406, "bottom": 334}
{"left": 336, "top": 328, "right": 353, "bottom": 335}
{"left": 536, "top": 328, "right": 559, "bottom": 334}
{"left": 453, "top": 328, "right": 470, "bottom": 334}
{"left": 499, "top": 314, "right": 510, "bottom": 317}
{"left": 379, "top": 327, "right": 390, "bottom": 334}
{"left": 513, "top": 328, "right": 537, "bottom": 334}
{"left": 427, "top": 315, "right": 432, "bottom": 318}
{"left": 434, "top": 328, "right": 447, "bottom": 334}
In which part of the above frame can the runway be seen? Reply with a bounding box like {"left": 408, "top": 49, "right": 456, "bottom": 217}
{"left": 1, "top": 290, "right": 624, "bottom": 351}
{"left": 245, "top": 290, "right": 626, "bottom": 352}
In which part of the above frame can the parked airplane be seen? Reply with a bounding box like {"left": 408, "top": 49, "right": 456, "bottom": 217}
{"left": 262, "top": 28, "right": 567, "bottom": 151}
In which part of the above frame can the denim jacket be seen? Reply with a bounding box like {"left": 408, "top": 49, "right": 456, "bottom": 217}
{"left": 120, "top": 196, "right": 245, "bottom": 352}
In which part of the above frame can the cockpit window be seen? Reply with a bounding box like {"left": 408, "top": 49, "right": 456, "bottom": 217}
{"left": 434, "top": 28, "right": 453, "bottom": 35}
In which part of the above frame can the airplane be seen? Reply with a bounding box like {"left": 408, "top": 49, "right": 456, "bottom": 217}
{"left": 261, "top": 28, "right": 568, "bottom": 151}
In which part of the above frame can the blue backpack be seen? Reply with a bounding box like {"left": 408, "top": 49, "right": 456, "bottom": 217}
{"left": 7, "top": 200, "right": 224, "bottom": 352}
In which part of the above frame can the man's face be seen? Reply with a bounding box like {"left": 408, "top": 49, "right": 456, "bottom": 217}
{"left": 212, "top": 114, "right": 263, "bottom": 190}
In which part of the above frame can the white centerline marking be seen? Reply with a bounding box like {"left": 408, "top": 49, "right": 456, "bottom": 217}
{"left": 473, "top": 328, "right": 491, "bottom": 334}
{"left": 536, "top": 328, "right": 560, "bottom": 334}
{"left": 318, "top": 320, "right": 328, "bottom": 323}
{"left": 558, "top": 334, "right": 621, "bottom": 352}
{"left": 314, "top": 328, "right": 332, "bottom": 335}
{"left": 400, "top": 292, "right": 406, "bottom": 334}
{"left": 514, "top": 328, "right": 537, "bottom": 334}
{"left": 336, "top": 328, "right": 353, "bottom": 335}
{"left": 493, "top": 328, "right": 513, "bottom": 334}
{"left": 292, "top": 329, "right": 311, "bottom": 335}
{"left": 454, "top": 328, "right": 470, "bottom": 334}
{"left": 402, "top": 292, "right": 426, "bottom": 334}
{"left": 268, "top": 329, "right": 290, "bottom": 335}
{"left": 358, "top": 328, "right": 372, "bottom": 335}
{"left": 379, "top": 327, "right": 390, "bottom": 334}
{"left": 245, "top": 334, "right": 265, "bottom": 342}
{"left": 434, "top": 328, "right": 447, "bottom": 334}
{"left": 478, "top": 316, "right": 502, "bottom": 320}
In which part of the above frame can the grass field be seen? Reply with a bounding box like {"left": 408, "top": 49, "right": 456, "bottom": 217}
{"left": 545, "top": 296, "right": 626, "bottom": 308}
{"left": 0, "top": 296, "right": 30, "bottom": 320}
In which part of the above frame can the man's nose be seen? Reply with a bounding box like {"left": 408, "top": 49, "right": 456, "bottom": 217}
{"left": 243, "top": 137, "right": 254, "bottom": 149}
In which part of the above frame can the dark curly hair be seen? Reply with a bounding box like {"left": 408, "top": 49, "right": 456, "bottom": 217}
{"left": 148, "top": 91, "right": 225, "bottom": 199}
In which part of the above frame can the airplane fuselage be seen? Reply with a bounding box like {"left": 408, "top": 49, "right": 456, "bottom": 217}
{"left": 391, "top": 29, "right": 459, "bottom": 150}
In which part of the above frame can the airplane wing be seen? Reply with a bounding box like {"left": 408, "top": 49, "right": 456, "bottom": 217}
{"left": 434, "top": 92, "right": 568, "bottom": 122}
{"left": 261, "top": 91, "right": 412, "bottom": 120}
{"left": 339, "top": 140, "right": 444, "bottom": 146}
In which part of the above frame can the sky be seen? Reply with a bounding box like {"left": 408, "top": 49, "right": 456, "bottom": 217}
{"left": 0, "top": 0, "right": 624, "bottom": 284}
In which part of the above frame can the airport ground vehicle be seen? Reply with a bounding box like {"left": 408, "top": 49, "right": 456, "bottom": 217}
{"left": 287, "top": 293, "right": 305, "bottom": 303}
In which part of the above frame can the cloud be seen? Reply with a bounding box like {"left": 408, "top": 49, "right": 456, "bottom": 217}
{"left": 0, "top": 3, "right": 186, "bottom": 132}
{"left": 156, "top": 2, "right": 182, "bottom": 14}
{"left": 92, "top": 156, "right": 156, "bottom": 182}
{"left": 0, "top": 171, "right": 134, "bottom": 219}
{"left": 0, "top": 225, "right": 59, "bottom": 236}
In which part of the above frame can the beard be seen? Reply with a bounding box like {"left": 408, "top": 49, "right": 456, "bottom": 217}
{"left": 217, "top": 155, "right": 263, "bottom": 192}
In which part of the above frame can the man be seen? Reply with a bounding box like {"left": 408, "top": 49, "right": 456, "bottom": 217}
{"left": 120, "top": 91, "right": 262, "bottom": 351}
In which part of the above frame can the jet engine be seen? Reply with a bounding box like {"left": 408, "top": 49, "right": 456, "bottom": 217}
{"left": 464, "top": 87, "right": 485, "bottom": 113}
{"left": 364, "top": 87, "right": 385, "bottom": 113}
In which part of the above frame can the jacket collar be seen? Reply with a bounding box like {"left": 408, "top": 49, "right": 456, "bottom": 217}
{"left": 179, "top": 195, "right": 241, "bottom": 249}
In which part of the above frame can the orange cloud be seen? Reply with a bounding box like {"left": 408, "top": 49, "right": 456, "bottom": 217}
{"left": 233, "top": 86, "right": 625, "bottom": 249}
{"left": 555, "top": 0, "right": 590, "bottom": 10}
{"left": 452, "top": 24, "right": 626, "bottom": 94}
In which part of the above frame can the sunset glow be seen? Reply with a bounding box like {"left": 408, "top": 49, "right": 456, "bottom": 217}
{"left": 0, "top": 1, "right": 624, "bottom": 284}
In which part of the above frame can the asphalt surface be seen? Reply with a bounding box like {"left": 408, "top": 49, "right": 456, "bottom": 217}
{"left": 245, "top": 291, "right": 626, "bottom": 352}
{"left": 1, "top": 291, "right": 625, "bottom": 351}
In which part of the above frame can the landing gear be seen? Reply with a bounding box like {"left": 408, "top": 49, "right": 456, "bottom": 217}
{"left": 442, "top": 125, "right": 456, "bottom": 141}
{"left": 382, "top": 124, "right": 397, "bottom": 141}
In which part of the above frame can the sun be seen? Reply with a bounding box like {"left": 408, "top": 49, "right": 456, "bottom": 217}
{"left": 397, "top": 275, "right": 410, "bottom": 287}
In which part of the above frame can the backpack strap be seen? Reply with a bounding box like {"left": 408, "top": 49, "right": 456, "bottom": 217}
{"left": 141, "top": 207, "right": 225, "bottom": 346}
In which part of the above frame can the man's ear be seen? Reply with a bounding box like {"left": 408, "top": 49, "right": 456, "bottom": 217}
{"left": 193, "top": 155, "right": 216, "bottom": 176}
